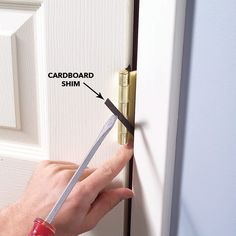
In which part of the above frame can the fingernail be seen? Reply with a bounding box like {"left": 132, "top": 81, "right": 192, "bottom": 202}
{"left": 125, "top": 140, "right": 133, "bottom": 149}
{"left": 125, "top": 190, "right": 134, "bottom": 199}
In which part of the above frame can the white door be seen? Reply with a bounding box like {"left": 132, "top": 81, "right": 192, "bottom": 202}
{"left": 0, "top": 0, "right": 134, "bottom": 235}
{"left": 131, "top": 0, "right": 187, "bottom": 235}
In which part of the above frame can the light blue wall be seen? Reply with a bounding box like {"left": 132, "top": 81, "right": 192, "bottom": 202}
{"left": 171, "top": 0, "right": 236, "bottom": 236}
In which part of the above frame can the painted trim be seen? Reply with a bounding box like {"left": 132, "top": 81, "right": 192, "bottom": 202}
{"left": 131, "top": 0, "right": 187, "bottom": 235}
{"left": 161, "top": 1, "right": 187, "bottom": 235}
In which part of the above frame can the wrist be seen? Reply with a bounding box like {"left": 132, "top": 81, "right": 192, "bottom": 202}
{"left": 0, "top": 201, "right": 32, "bottom": 235}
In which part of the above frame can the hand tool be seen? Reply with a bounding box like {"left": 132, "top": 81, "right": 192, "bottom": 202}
{"left": 28, "top": 114, "right": 117, "bottom": 236}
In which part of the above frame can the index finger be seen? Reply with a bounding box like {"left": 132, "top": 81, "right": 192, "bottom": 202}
{"left": 81, "top": 143, "right": 133, "bottom": 202}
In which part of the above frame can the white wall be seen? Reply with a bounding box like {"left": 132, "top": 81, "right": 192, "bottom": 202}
{"left": 171, "top": 0, "right": 236, "bottom": 235}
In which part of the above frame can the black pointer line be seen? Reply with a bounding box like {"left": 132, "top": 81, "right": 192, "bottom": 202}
{"left": 83, "top": 82, "right": 104, "bottom": 100}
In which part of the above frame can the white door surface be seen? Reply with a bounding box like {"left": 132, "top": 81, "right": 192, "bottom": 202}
{"left": 131, "top": 0, "right": 186, "bottom": 235}
{"left": 0, "top": 0, "right": 134, "bottom": 235}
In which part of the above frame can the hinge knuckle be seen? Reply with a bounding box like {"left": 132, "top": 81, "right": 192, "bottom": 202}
{"left": 118, "top": 69, "right": 137, "bottom": 144}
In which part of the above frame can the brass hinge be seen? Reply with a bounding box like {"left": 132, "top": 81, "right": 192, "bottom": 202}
{"left": 118, "top": 69, "right": 137, "bottom": 144}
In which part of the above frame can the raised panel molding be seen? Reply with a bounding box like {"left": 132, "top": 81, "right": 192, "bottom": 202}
{"left": 0, "top": 33, "right": 20, "bottom": 129}
{"left": 0, "top": 0, "right": 41, "bottom": 10}
{"left": 0, "top": 4, "right": 48, "bottom": 160}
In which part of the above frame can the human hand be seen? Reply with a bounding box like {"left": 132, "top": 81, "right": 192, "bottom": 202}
{"left": 0, "top": 143, "right": 133, "bottom": 236}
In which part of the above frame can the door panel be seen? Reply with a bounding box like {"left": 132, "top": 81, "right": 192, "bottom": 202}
{"left": 0, "top": 33, "right": 20, "bottom": 129}
{"left": 0, "top": 1, "right": 134, "bottom": 235}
